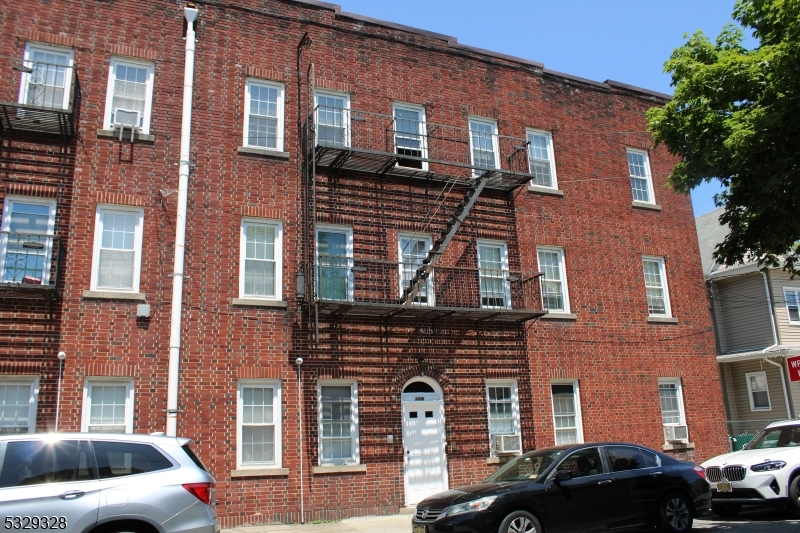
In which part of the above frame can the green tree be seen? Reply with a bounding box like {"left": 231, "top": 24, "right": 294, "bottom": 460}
{"left": 647, "top": 0, "right": 800, "bottom": 273}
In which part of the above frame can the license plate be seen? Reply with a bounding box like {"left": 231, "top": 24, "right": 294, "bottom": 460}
{"left": 413, "top": 526, "right": 426, "bottom": 533}
{"left": 716, "top": 481, "right": 733, "bottom": 493}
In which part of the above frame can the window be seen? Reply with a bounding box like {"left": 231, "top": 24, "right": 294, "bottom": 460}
{"left": 0, "top": 196, "right": 56, "bottom": 285}
{"left": 244, "top": 79, "right": 285, "bottom": 151}
{"left": 393, "top": 103, "right": 427, "bottom": 170}
{"left": 746, "top": 371, "right": 772, "bottom": 411}
{"left": 399, "top": 234, "right": 433, "bottom": 305}
{"left": 81, "top": 379, "right": 134, "bottom": 433}
{"left": 90, "top": 206, "right": 144, "bottom": 292}
{"left": 555, "top": 447, "right": 604, "bottom": 478}
{"left": 537, "top": 247, "right": 570, "bottom": 313}
{"left": 0, "top": 440, "right": 95, "bottom": 488}
{"left": 93, "top": 441, "right": 172, "bottom": 478}
{"left": 469, "top": 117, "right": 499, "bottom": 174}
{"left": 478, "top": 241, "right": 510, "bottom": 309}
{"left": 784, "top": 287, "right": 800, "bottom": 324}
{"left": 486, "top": 380, "right": 520, "bottom": 448}
{"left": 18, "top": 43, "right": 74, "bottom": 110}
{"left": 606, "top": 446, "right": 651, "bottom": 472}
{"left": 103, "top": 57, "right": 155, "bottom": 134}
{"left": 0, "top": 378, "right": 39, "bottom": 434}
{"left": 527, "top": 130, "right": 557, "bottom": 189}
{"left": 659, "top": 379, "right": 686, "bottom": 426}
{"left": 240, "top": 219, "right": 282, "bottom": 300}
{"left": 316, "top": 225, "right": 353, "bottom": 301}
{"left": 315, "top": 90, "right": 350, "bottom": 148}
{"left": 237, "top": 381, "right": 282, "bottom": 468}
{"left": 318, "top": 381, "right": 359, "bottom": 465}
{"left": 627, "top": 148, "right": 654, "bottom": 204}
{"left": 642, "top": 257, "right": 671, "bottom": 316}
{"left": 551, "top": 381, "right": 582, "bottom": 445}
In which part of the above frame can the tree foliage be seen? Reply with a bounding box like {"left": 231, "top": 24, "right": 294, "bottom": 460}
{"left": 647, "top": 0, "right": 800, "bottom": 273}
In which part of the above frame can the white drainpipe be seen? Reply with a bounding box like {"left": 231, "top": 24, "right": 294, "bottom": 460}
{"left": 167, "top": 4, "right": 198, "bottom": 437}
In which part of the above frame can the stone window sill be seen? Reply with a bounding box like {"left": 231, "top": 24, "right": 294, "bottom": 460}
{"left": 83, "top": 290, "right": 146, "bottom": 301}
{"left": 312, "top": 464, "right": 367, "bottom": 475}
{"left": 230, "top": 467, "right": 289, "bottom": 478}
{"left": 647, "top": 316, "right": 678, "bottom": 324}
{"left": 231, "top": 298, "right": 288, "bottom": 308}
{"left": 662, "top": 442, "right": 694, "bottom": 451}
{"left": 527, "top": 185, "right": 564, "bottom": 197}
{"left": 237, "top": 146, "right": 290, "bottom": 159}
{"left": 97, "top": 129, "right": 156, "bottom": 143}
{"left": 540, "top": 312, "right": 577, "bottom": 321}
{"left": 486, "top": 456, "right": 517, "bottom": 465}
{"left": 632, "top": 201, "right": 662, "bottom": 211}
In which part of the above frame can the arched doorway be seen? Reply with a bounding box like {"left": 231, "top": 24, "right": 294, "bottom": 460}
{"left": 401, "top": 377, "right": 448, "bottom": 506}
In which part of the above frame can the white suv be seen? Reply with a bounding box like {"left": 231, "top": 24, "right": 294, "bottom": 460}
{"left": 0, "top": 433, "right": 219, "bottom": 533}
{"left": 701, "top": 420, "right": 800, "bottom": 517}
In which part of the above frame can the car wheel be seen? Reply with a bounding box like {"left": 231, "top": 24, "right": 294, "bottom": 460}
{"left": 788, "top": 475, "right": 800, "bottom": 518}
{"left": 711, "top": 503, "right": 741, "bottom": 517}
{"left": 656, "top": 492, "right": 693, "bottom": 533}
{"left": 498, "top": 510, "right": 541, "bottom": 533}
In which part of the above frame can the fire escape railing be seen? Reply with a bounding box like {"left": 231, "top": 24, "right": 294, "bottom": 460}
{"left": 0, "top": 232, "right": 64, "bottom": 297}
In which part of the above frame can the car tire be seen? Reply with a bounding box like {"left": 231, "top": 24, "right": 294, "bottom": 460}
{"left": 498, "top": 510, "right": 541, "bottom": 533}
{"left": 788, "top": 475, "right": 800, "bottom": 518}
{"left": 711, "top": 503, "right": 741, "bottom": 517}
{"left": 656, "top": 492, "right": 693, "bottom": 533}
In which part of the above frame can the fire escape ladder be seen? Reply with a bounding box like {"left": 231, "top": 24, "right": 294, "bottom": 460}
{"left": 401, "top": 171, "right": 491, "bottom": 305}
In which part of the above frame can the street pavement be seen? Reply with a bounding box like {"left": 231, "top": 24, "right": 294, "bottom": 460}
{"left": 221, "top": 507, "right": 800, "bottom": 533}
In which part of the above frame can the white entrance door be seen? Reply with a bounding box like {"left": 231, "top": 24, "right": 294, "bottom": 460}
{"left": 402, "top": 399, "right": 448, "bottom": 506}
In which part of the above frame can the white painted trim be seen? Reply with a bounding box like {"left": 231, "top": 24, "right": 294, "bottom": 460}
{"left": 745, "top": 370, "right": 773, "bottom": 412}
{"left": 468, "top": 116, "right": 500, "bottom": 176}
{"left": 643, "top": 256, "right": 672, "bottom": 317}
{"left": 19, "top": 43, "right": 75, "bottom": 110}
{"left": 81, "top": 378, "right": 135, "bottom": 433}
{"left": 236, "top": 379, "right": 282, "bottom": 469}
{"left": 392, "top": 102, "right": 428, "bottom": 171}
{"left": 398, "top": 233, "right": 434, "bottom": 306}
{"left": 317, "top": 380, "right": 359, "bottom": 466}
{"left": 485, "top": 379, "right": 520, "bottom": 455}
{"left": 550, "top": 379, "right": 583, "bottom": 445}
{"left": 658, "top": 377, "right": 687, "bottom": 427}
{"left": 537, "top": 246, "right": 571, "bottom": 313}
{"left": 526, "top": 128, "right": 558, "bottom": 190}
{"left": 477, "top": 239, "right": 511, "bottom": 309}
{"left": 626, "top": 147, "right": 655, "bottom": 205}
{"left": 315, "top": 89, "right": 351, "bottom": 148}
{"left": 0, "top": 377, "right": 40, "bottom": 433}
{"left": 0, "top": 196, "right": 57, "bottom": 284}
{"left": 783, "top": 286, "right": 800, "bottom": 325}
{"left": 239, "top": 218, "right": 283, "bottom": 300}
{"left": 243, "top": 79, "right": 285, "bottom": 151}
{"left": 90, "top": 205, "right": 145, "bottom": 292}
{"left": 102, "top": 57, "right": 155, "bottom": 134}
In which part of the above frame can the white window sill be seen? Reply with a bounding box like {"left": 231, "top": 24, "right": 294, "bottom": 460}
{"left": 632, "top": 201, "right": 662, "bottom": 211}
{"left": 662, "top": 442, "right": 694, "bottom": 451}
{"left": 237, "top": 146, "right": 290, "bottom": 159}
{"left": 230, "top": 467, "right": 289, "bottom": 477}
{"left": 527, "top": 185, "right": 564, "bottom": 197}
{"left": 97, "top": 129, "right": 156, "bottom": 143}
{"left": 231, "top": 298, "right": 288, "bottom": 308}
{"left": 647, "top": 316, "right": 678, "bottom": 324}
{"left": 486, "top": 456, "right": 517, "bottom": 465}
{"left": 83, "top": 290, "right": 146, "bottom": 301}
{"left": 540, "top": 312, "right": 577, "bottom": 321}
{"left": 312, "top": 464, "right": 367, "bottom": 475}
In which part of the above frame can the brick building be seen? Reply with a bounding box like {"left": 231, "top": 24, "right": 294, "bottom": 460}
{"left": 0, "top": 0, "right": 729, "bottom": 526}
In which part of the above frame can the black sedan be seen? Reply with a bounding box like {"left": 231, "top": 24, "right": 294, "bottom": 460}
{"left": 412, "top": 442, "right": 711, "bottom": 533}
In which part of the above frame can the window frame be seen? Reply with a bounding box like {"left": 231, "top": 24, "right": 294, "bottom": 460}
{"left": 315, "top": 224, "right": 354, "bottom": 302}
{"left": 477, "top": 240, "right": 511, "bottom": 309}
{"left": 537, "top": 246, "right": 570, "bottom": 313}
{"left": 658, "top": 378, "right": 687, "bottom": 428}
{"left": 626, "top": 148, "right": 655, "bottom": 204}
{"left": 317, "top": 380, "right": 359, "bottom": 466}
{"left": 243, "top": 78, "right": 285, "bottom": 151}
{"left": 783, "top": 287, "right": 800, "bottom": 324}
{"left": 81, "top": 378, "right": 135, "bottom": 434}
{"left": 642, "top": 256, "right": 672, "bottom": 317}
{"left": 526, "top": 129, "right": 558, "bottom": 189}
{"left": 745, "top": 371, "right": 772, "bottom": 412}
{"left": 398, "top": 233, "right": 434, "bottom": 306}
{"left": 18, "top": 43, "right": 74, "bottom": 110}
{"left": 550, "top": 379, "right": 583, "bottom": 446}
{"left": 236, "top": 379, "right": 282, "bottom": 469}
{"left": 0, "top": 377, "right": 40, "bottom": 434}
{"left": 468, "top": 116, "right": 500, "bottom": 176}
{"left": 102, "top": 57, "right": 156, "bottom": 134}
{"left": 90, "top": 205, "right": 145, "bottom": 293}
{"left": 392, "top": 102, "right": 428, "bottom": 170}
{"left": 485, "top": 379, "right": 520, "bottom": 455}
{"left": 315, "top": 89, "right": 351, "bottom": 148}
{"left": 239, "top": 218, "right": 283, "bottom": 301}
{"left": 0, "top": 195, "right": 57, "bottom": 285}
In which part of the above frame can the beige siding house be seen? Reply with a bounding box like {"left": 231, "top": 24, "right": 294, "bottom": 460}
{"left": 697, "top": 209, "right": 800, "bottom": 447}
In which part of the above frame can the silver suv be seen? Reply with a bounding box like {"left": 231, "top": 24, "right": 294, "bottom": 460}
{"left": 0, "top": 433, "right": 219, "bottom": 533}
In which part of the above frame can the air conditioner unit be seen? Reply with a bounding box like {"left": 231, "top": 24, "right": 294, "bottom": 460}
{"left": 492, "top": 434, "right": 522, "bottom": 455}
{"left": 664, "top": 424, "right": 689, "bottom": 443}
{"left": 113, "top": 109, "right": 141, "bottom": 141}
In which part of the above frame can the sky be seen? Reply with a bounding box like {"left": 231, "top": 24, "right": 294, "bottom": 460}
{"left": 333, "top": 0, "right": 744, "bottom": 217}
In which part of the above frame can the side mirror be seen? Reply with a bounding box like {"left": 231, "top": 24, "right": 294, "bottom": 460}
{"left": 554, "top": 470, "right": 573, "bottom": 482}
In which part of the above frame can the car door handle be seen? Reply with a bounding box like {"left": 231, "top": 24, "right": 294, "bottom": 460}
{"left": 59, "top": 490, "right": 85, "bottom": 500}
{"left": 597, "top": 479, "right": 613, "bottom": 485}
{"left": 650, "top": 472, "right": 663, "bottom": 477}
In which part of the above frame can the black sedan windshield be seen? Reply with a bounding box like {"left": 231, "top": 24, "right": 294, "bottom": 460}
{"left": 484, "top": 449, "right": 565, "bottom": 482}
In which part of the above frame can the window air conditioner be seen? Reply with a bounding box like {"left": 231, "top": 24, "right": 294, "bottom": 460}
{"left": 492, "top": 434, "right": 522, "bottom": 455}
{"left": 113, "top": 109, "right": 141, "bottom": 141}
{"left": 663, "top": 424, "right": 689, "bottom": 443}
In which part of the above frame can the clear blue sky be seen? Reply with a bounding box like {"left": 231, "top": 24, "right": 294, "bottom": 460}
{"left": 335, "top": 0, "right": 741, "bottom": 217}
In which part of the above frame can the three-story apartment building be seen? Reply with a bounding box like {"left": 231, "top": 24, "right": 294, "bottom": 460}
{"left": 0, "top": 0, "right": 728, "bottom": 526}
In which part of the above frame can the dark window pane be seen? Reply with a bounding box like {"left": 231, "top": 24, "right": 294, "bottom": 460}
{"left": 402, "top": 382, "right": 435, "bottom": 393}
{"left": 425, "top": 411, "right": 433, "bottom": 418}
{"left": 551, "top": 384, "right": 574, "bottom": 395}
{"left": 0, "top": 440, "right": 91, "bottom": 487}
{"left": 93, "top": 441, "right": 173, "bottom": 479}
{"left": 557, "top": 447, "right": 605, "bottom": 478}
{"left": 409, "top": 411, "right": 418, "bottom": 418}
{"left": 182, "top": 444, "right": 208, "bottom": 472}
{"left": 606, "top": 446, "right": 645, "bottom": 472}
{"left": 641, "top": 449, "right": 659, "bottom": 468}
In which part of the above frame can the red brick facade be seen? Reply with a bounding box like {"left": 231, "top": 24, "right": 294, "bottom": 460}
{"left": 0, "top": 0, "right": 728, "bottom": 527}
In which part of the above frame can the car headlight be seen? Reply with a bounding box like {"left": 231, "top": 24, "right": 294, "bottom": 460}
{"left": 440, "top": 495, "right": 497, "bottom": 518}
{"left": 750, "top": 460, "right": 786, "bottom": 472}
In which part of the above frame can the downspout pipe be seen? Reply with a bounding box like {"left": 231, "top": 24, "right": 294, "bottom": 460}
{"left": 167, "top": 4, "right": 198, "bottom": 437}
{"left": 760, "top": 271, "right": 794, "bottom": 418}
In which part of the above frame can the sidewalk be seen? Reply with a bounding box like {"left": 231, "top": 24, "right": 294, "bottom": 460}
{"left": 221, "top": 513, "right": 412, "bottom": 533}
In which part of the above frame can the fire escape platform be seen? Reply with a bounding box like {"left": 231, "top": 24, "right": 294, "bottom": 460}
{"left": 315, "top": 299, "right": 546, "bottom": 323}
{"left": 0, "top": 102, "right": 76, "bottom": 137}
